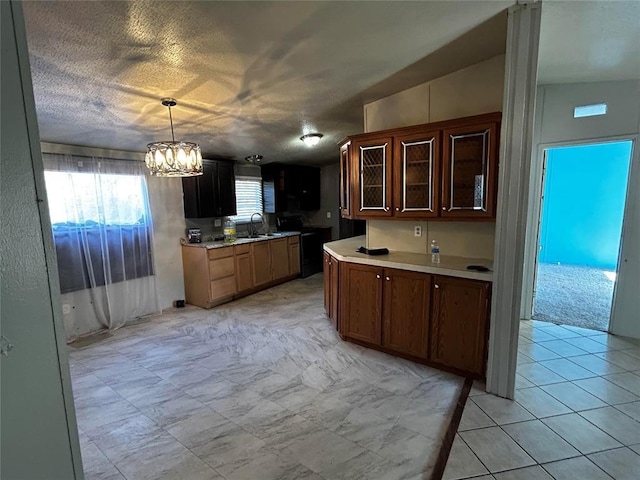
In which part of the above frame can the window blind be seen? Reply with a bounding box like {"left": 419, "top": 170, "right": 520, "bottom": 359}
{"left": 233, "top": 175, "right": 263, "bottom": 222}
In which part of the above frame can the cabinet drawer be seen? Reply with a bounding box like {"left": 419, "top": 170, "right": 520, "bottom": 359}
{"left": 210, "top": 276, "right": 236, "bottom": 300}
{"left": 208, "top": 247, "right": 234, "bottom": 260}
{"left": 209, "top": 257, "right": 235, "bottom": 280}
{"left": 287, "top": 235, "right": 300, "bottom": 245}
{"left": 235, "top": 243, "right": 251, "bottom": 255}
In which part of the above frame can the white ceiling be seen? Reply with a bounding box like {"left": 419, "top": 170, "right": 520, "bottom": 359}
{"left": 538, "top": 0, "right": 640, "bottom": 84}
{"left": 23, "top": 1, "right": 511, "bottom": 165}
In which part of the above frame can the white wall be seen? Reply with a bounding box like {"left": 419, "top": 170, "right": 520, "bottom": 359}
{"left": 363, "top": 54, "right": 505, "bottom": 258}
{"left": 521, "top": 80, "right": 640, "bottom": 338}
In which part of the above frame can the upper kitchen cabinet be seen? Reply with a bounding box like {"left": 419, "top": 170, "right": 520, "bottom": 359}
{"left": 262, "top": 163, "right": 320, "bottom": 213}
{"left": 340, "top": 112, "right": 501, "bottom": 221}
{"left": 182, "top": 159, "right": 237, "bottom": 218}
{"left": 441, "top": 121, "right": 498, "bottom": 219}
{"left": 351, "top": 134, "right": 393, "bottom": 218}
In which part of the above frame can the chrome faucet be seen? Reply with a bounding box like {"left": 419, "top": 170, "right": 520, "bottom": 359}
{"left": 249, "top": 212, "right": 263, "bottom": 238}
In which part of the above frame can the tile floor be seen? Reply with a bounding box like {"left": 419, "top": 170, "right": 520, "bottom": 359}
{"left": 69, "top": 274, "right": 463, "bottom": 480}
{"left": 443, "top": 319, "right": 640, "bottom": 480}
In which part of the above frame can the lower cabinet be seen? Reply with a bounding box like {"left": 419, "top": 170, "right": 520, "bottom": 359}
{"left": 332, "top": 260, "right": 491, "bottom": 377}
{"left": 252, "top": 241, "right": 272, "bottom": 287}
{"left": 270, "top": 238, "right": 290, "bottom": 280}
{"left": 235, "top": 244, "right": 253, "bottom": 293}
{"left": 323, "top": 252, "right": 340, "bottom": 329}
{"left": 288, "top": 236, "right": 301, "bottom": 276}
{"left": 430, "top": 275, "right": 490, "bottom": 376}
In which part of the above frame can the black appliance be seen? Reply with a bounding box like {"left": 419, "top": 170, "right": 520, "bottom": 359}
{"left": 276, "top": 215, "right": 329, "bottom": 278}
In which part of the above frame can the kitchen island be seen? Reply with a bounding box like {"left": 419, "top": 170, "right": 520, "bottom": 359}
{"left": 324, "top": 236, "right": 492, "bottom": 378}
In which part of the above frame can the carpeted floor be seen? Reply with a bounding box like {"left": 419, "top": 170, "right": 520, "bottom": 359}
{"left": 533, "top": 263, "right": 615, "bottom": 332}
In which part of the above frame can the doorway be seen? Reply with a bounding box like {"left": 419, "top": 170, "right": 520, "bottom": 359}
{"left": 532, "top": 140, "right": 633, "bottom": 332}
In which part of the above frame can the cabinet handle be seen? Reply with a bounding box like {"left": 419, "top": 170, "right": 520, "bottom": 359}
{"left": 385, "top": 276, "right": 390, "bottom": 281}
{"left": 435, "top": 284, "right": 439, "bottom": 289}
{"left": 376, "top": 274, "right": 381, "bottom": 279}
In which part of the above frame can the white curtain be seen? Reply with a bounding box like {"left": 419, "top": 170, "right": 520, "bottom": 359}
{"left": 43, "top": 153, "right": 160, "bottom": 338}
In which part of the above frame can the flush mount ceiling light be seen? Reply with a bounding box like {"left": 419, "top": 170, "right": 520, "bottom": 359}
{"left": 245, "top": 154, "right": 263, "bottom": 165}
{"left": 300, "top": 133, "right": 323, "bottom": 147}
{"left": 145, "top": 98, "right": 203, "bottom": 177}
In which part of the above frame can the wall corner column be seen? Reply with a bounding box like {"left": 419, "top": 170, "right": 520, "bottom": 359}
{"left": 486, "top": 1, "right": 542, "bottom": 399}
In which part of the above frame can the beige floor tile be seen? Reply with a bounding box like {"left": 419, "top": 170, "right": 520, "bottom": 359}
{"left": 538, "top": 358, "right": 598, "bottom": 381}
{"left": 529, "top": 330, "right": 558, "bottom": 343}
{"left": 542, "top": 413, "right": 622, "bottom": 454}
{"left": 540, "top": 382, "right": 607, "bottom": 412}
{"left": 592, "top": 335, "right": 640, "bottom": 351}
{"left": 563, "top": 337, "right": 611, "bottom": 354}
{"left": 560, "top": 325, "right": 603, "bottom": 337}
{"left": 458, "top": 401, "right": 495, "bottom": 432}
{"left": 588, "top": 447, "right": 640, "bottom": 480}
{"left": 515, "top": 374, "right": 535, "bottom": 390}
{"left": 596, "top": 352, "right": 640, "bottom": 372}
{"left": 493, "top": 465, "right": 553, "bottom": 480}
{"left": 515, "top": 387, "right": 572, "bottom": 418}
{"left": 567, "top": 354, "right": 626, "bottom": 376}
{"left": 460, "top": 427, "right": 535, "bottom": 473}
{"left": 442, "top": 435, "right": 489, "bottom": 480}
{"left": 537, "top": 340, "right": 588, "bottom": 358}
{"left": 541, "top": 456, "right": 613, "bottom": 480}
{"left": 469, "top": 380, "right": 487, "bottom": 396}
{"left": 518, "top": 363, "right": 566, "bottom": 386}
{"left": 471, "top": 395, "right": 535, "bottom": 425}
{"left": 501, "top": 420, "right": 580, "bottom": 464}
{"left": 580, "top": 406, "right": 640, "bottom": 446}
{"left": 518, "top": 343, "right": 562, "bottom": 362}
{"left": 603, "top": 372, "right": 640, "bottom": 396}
{"left": 573, "top": 377, "right": 639, "bottom": 405}
{"left": 541, "top": 325, "right": 582, "bottom": 340}
{"left": 630, "top": 444, "right": 640, "bottom": 455}
{"left": 518, "top": 351, "right": 535, "bottom": 365}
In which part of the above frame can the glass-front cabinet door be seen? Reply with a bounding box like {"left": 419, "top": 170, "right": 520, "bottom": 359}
{"left": 339, "top": 141, "right": 352, "bottom": 219}
{"left": 353, "top": 136, "right": 393, "bottom": 218}
{"left": 393, "top": 130, "right": 440, "bottom": 218}
{"left": 441, "top": 122, "right": 498, "bottom": 218}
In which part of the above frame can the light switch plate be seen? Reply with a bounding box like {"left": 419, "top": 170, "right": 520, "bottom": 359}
{"left": 62, "top": 304, "right": 71, "bottom": 315}
{"left": 214, "top": 219, "right": 222, "bottom": 227}
{"left": 326, "top": 211, "right": 331, "bottom": 219}
{"left": 414, "top": 226, "right": 422, "bottom": 237}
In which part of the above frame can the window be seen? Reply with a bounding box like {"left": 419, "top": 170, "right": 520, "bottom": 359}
{"left": 574, "top": 103, "right": 607, "bottom": 118}
{"left": 233, "top": 176, "right": 263, "bottom": 222}
{"left": 44, "top": 169, "right": 154, "bottom": 294}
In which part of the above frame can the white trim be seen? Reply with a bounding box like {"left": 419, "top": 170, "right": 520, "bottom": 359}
{"left": 486, "top": 1, "right": 541, "bottom": 399}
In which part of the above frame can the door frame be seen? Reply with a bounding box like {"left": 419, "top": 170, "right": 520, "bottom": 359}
{"left": 521, "top": 136, "right": 637, "bottom": 330}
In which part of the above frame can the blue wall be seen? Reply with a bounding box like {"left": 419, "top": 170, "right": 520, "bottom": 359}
{"left": 539, "top": 141, "right": 632, "bottom": 269}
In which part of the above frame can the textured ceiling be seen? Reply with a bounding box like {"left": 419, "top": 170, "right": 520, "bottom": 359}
{"left": 538, "top": 1, "right": 640, "bottom": 84}
{"left": 23, "top": 0, "right": 511, "bottom": 165}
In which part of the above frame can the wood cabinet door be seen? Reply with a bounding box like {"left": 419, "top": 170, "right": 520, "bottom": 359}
{"left": 393, "top": 130, "right": 440, "bottom": 219}
{"left": 441, "top": 121, "right": 498, "bottom": 219}
{"left": 289, "top": 241, "right": 301, "bottom": 276}
{"left": 352, "top": 135, "right": 393, "bottom": 218}
{"left": 216, "top": 161, "right": 237, "bottom": 217}
{"left": 430, "top": 275, "right": 490, "bottom": 375}
{"left": 340, "top": 263, "right": 383, "bottom": 345}
{"left": 323, "top": 251, "right": 331, "bottom": 318}
{"left": 270, "top": 238, "right": 290, "bottom": 280}
{"left": 330, "top": 256, "right": 339, "bottom": 328}
{"left": 252, "top": 241, "right": 272, "bottom": 287}
{"left": 382, "top": 269, "right": 430, "bottom": 358}
{"left": 235, "top": 253, "right": 253, "bottom": 292}
{"left": 339, "top": 141, "right": 352, "bottom": 219}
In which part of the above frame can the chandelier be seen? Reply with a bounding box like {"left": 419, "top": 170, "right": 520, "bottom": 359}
{"left": 145, "top": 98, "right": 203, "bottom": 177}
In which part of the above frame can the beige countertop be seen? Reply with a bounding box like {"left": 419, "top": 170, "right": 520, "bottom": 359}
{"left": 324, "top": 236, "right": 493, "bottom": 282}
{"left": 182, "top": 231, "right": 300, "bottom": 249}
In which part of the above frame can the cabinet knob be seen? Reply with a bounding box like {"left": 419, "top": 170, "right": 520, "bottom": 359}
{"left": 442, "top": 206, "right": 447, "bottom": 211}
{"left": 385, "top": 276, "right": 390, "bottom": 281}
{"left": 376, "top": 274, "right": 381, "bottom": 279}
{"left": 435, "top": 284, "right": 440, "bottom": 289}
{"left": 395, "top": 208, "right": 399, "bottom": 211}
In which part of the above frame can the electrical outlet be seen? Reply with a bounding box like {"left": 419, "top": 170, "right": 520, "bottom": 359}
{"left": 326, "top": 211, "right": 331, "bottom": 219}
{"left": 62, "top": 304, "right": 71, "bottom": 315}
{"left": 214, "top": 219, "right": 222, "bottom": 227}
{"left": 414, "top": 226, "right": 422, "bottom": 237}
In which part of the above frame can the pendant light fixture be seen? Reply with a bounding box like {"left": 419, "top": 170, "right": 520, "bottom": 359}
{"left": 145, "top": 98, "right": 203, "bottom": 177}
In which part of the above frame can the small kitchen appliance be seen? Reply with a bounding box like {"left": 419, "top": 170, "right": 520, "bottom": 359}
{"left": 187, "top": 228, "right": 202, "bottom": 243}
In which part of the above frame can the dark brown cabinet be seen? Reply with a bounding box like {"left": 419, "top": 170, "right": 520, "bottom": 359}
{"left": 182, "top": 159, "right": 236, "bottom": 218}
{"left": 262, "top": 163, "right": 320, "bottom": 213}
{"left": 382, "top": 269, "right": 431, "bottom": 358}
{"left": 331, "top": 259, "right": 491, "bottom": 377}
{"left": 323, "top": 252, "right": 340, "bottom": 329}
{"left": 430, "top": 275, "right": 490, "bottom": 376}
{"left": 339, "top": 263, "right": 431, "bottom": 359}
{"left": 340, "top": 112, "right": 500, "bottom": 221}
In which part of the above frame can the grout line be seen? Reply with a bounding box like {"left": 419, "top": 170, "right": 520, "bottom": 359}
{"left": 429, "top": 377, "right": 473, "bottom": 480}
